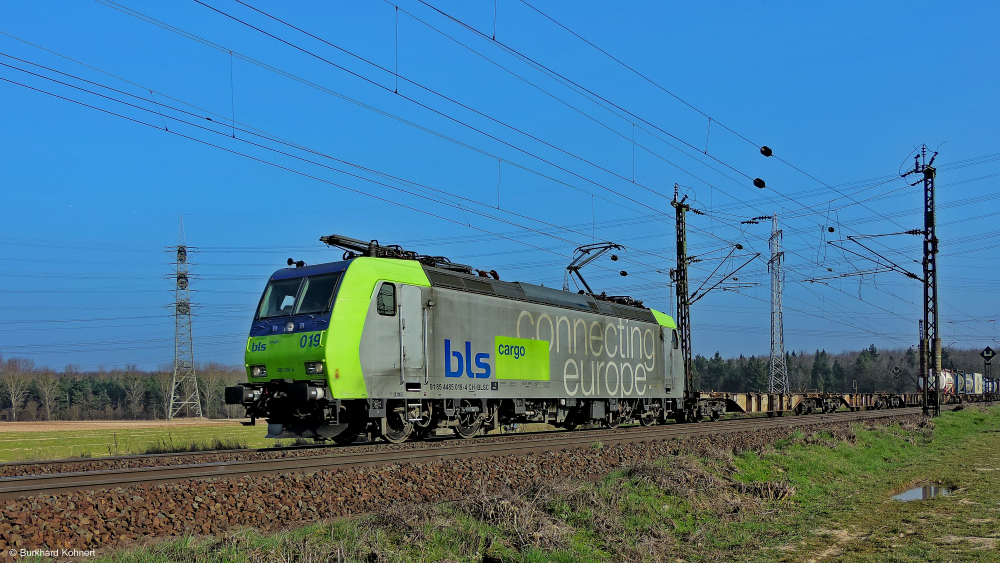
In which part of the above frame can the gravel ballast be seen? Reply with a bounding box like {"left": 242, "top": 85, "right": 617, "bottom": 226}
{"left": 0, "top": 413, "right": 922, "bottom": 553}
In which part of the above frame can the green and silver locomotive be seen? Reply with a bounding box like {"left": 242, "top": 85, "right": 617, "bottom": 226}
{"left": 226, "top": 235, "right": 686, "bottom": 443}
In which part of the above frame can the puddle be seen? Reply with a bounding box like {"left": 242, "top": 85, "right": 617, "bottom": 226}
{"left": 892, "top": 485, "right": 952, "bottom": 501}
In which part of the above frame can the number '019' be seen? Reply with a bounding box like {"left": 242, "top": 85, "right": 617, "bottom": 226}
{"left": 299, "top": 334, "right": 322, "bottom": 348}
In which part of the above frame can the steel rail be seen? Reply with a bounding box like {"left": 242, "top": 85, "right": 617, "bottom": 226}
{"left": 0, "top": 407, "right": 921, "bottom": 499}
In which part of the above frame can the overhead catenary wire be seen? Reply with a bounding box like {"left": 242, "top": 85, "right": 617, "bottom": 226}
{"left": 87, "top": 0, "right": 980, "bottom": 284}
{"left": 506, "top": 0, "right": 922, "bottom": 234}
{"left": 196, "top": 0, "right": 744, "bottom": 217}
{"left": 1, "top": 4, "right": 992, "bottom": 362}
{"left": 407, "top": 0, "right": 954, "bottom": 276}
{"left": 0, "top": 54, "right": 681, "bottom": 278}
{"left": 0, "top": 70, "right": 687, "bottom": 296}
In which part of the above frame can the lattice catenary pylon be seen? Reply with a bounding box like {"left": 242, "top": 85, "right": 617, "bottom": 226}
{"left": 768, "top": 214, "right": 789, "bottom": 394}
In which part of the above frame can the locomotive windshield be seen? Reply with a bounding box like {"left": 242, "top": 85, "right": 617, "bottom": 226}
{"left": 257, "top": 272, "right": 343, "bottom": 319}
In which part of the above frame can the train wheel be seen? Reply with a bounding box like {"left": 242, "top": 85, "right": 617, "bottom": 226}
{"left": 454, "top": 399, "right": 482, "bottom": 439}
{"left": 332, "top": 405, "right": 366, "bottom": 445}
{"left": 412, "top": 402, "right": 435, "bottom": 440}
{"left": 604, "top": 410, "right": 621, "bottom": 429}
{"left": 333, "top": 430, "right": 361, "bottom": 445}
{"left": 380, "top": 400, "right": 414, "bottom": 443}
{"left": 640, "top": 413, "right": 658, "bottom": 427}
{"left": 711, "top": 409, "right": 722, "bottom": 422}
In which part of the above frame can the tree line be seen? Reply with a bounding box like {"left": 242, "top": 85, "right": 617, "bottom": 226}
{"left": 0, "top": 355, "right": 245, "bottom": 422}
{"left": 692, "top": 345, "right": 989, "bottom": 394}
{"left": 0, "top": 345, "right": 992, "bottom": 420}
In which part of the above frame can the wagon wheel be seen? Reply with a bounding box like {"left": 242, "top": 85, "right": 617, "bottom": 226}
{"left": 454, "top": 399, "right": 482, "bottom": 439}
{"left": 380, "top": 400, "right": 413, "bottom": 444}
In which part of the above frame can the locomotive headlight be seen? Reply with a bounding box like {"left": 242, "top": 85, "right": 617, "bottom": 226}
{"left": 250, "top": 365, "right": 267, "bottom": 378}
{"left": 304, "top": 361, "right": 324, "bottom": 375}
{"left": 285, "top": 321, "right": 295, "bottom": 333}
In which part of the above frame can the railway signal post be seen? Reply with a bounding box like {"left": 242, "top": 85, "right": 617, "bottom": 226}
{"left": 983, "top": 347, "right": 995, "bottom": 397}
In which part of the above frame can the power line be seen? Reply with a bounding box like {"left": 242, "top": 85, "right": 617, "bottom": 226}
{"left": 508, "top": 0, "right": 922, "bottom": 233}
{"left": 195, "top": 0, "right": 737, "bottom": 221}
{"left": 0, "top": 58, "right": 686, "bottom": 287}
{"left": 0, "top": 70, "right": 685, "bottom": 300}
{"left": 406, "top": 0, "right": 964, "bottom": 281}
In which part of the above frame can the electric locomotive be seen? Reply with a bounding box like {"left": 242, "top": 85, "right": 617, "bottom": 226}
{"left": 226, "top": 235, "right": 688, "bottom": 443}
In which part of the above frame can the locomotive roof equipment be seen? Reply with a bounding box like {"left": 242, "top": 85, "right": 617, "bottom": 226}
{"left": 320, "top": 233, "right": 477, "bottom": 275}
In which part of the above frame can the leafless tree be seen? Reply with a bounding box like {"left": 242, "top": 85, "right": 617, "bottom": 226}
{"left": 199, "top": 371, "right": 223, "bottom": 419}
{"left": 35, "top": 371, "right": 61, "bottom": 421}
{"left": 155, "top": 372, "right": 173, "bottom": 419}
{"left": 2, "top": 358, "right": 33, "bottom": 421}
{"left": 123, "top": 366, "right": 146, "bottom": 419}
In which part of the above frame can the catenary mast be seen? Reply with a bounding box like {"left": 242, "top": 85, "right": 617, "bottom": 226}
{"left": 768, "top": 214, "right": 789, "bottom": 394}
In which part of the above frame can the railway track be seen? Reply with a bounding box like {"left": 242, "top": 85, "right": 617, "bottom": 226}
{"left": 0, "top": 406, "right": 922, "bottom": 500}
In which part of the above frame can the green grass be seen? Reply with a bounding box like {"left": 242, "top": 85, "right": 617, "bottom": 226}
{"left": 0, "top": 422, "right": 275, "bottom": 461}
{"left": 94, "top": 407, "right": 1000, "bottom": 562}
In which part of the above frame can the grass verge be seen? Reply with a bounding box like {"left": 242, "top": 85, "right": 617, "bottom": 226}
{"left": 0, "top": 423, "right": 273, "bottom": 461}
{"left": 96, "top": 406, "right": 1000, "bottom": 562}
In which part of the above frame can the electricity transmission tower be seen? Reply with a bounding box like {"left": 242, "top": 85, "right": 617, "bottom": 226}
{"left": 768, "top": 214, "right": 789, "bottom": 394}
{"left": 169, "top": 218, "right": 202, "bottom": 419}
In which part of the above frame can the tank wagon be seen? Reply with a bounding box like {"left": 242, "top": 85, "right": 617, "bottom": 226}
{"left": 946, "top": 371, "right": 998, "bottom": 404}
{"left": 225, "top": 235, "right": 983, "bottom": 443}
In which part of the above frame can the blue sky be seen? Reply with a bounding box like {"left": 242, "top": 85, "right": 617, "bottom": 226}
{"left": 1, "top": 0, "right": 998, "bottom": 371}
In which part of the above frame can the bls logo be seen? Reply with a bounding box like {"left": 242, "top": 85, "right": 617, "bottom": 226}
{"left": 445, "top": 339, "right": 491, "bottom": 378}
{"left": 250, "top": 341, "right": 267, "bottom": 352}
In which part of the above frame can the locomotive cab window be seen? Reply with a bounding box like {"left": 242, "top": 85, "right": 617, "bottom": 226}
{"left": 295, "top": 273, "right": 342, "bottom": 315}
{"left": 257, "top": 278, "right": 303, "bottom": 319}
{"left": 376, "top": 283, "right": 396, "bottom": 316}
{"left": 671, "top": 329, "right": 679, "bottom": 350}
